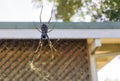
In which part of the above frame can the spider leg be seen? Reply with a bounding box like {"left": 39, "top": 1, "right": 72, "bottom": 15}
{"left": 48, "top": 36, "right": 56, "bottom": 52}
{"left": 49, "top": 40, "right": 57, "bottom": 52}
{"left": 40, "top": 5, "right": 43, "bottom": 24}
{"left": 46, "top": 34, "right": 56, "bottom": 59}
{"left": 48, "top": 24, "right": 55, "bottom": 33}
{"left": 48, "top": 4, "right": 54, "bottom": 24}
{"left": 35, "top": 36, "right": 43, "bottom": 55}
{"left": 31, "top": 37, "right": 43, "bottom": 66}
{"left": 33, "top": 22, "right": 42, "bottom": 33}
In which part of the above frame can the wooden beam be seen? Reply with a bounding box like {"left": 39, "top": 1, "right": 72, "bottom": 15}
{"left": 97, "top": 44, "right": 120, "bottom": 52}
{"left": 89, "top": 54, "right": 98, "bottom": 81}
{"left": 96, "top": 56, "right": 115, "bottom": 70}
{"left": 89, "top": 39, "right": 101, "bottom": 54}
{"left": 95, "top": 52, "right": 120, "bottom": 58}
{"left": 89, "top": 39, "right": 101, "bottom": 81}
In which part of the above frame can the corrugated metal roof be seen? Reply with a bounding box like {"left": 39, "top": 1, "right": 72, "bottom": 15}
{"left": 0, "top": 22, "right": 120, "bottom": 29}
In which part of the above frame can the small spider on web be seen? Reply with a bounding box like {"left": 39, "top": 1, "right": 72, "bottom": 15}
{"left": 33, "top": 3, "right": 57, "bottom": 61}
{"left": 29, "top": 2, "right": 64, "bottom": 79}
{"left": 29, "top": 1, "right": 59, "bottom": 79}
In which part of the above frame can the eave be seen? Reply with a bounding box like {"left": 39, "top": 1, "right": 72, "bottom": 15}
{"left": 0, "top": 22, "right": 120, "bottom": 39}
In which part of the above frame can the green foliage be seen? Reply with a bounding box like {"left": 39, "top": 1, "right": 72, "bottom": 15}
{"left": 86, "top": 0, "right": 120, "bottom": 22}
{"left": 32, "top": 0, "right": 120, "bottom": 22}
{"left": 55, "top": 0, "right": 82, "bottom": 21}
{"left": 102, "top": 0, "right": 120, "bottom": 21}
{"left": 32, "top": 0, "right": 82, "bottom": 21}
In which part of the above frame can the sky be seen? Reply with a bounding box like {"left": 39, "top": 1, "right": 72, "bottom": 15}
{"left": 0, "top": 0, "right": 120, "bottom": 81}
{"left": 0, "top": 0, "right": 53, "bottom": 22}
{"left": 98, "top": 55, "right": 120, "bottom": 81}
{"left": 0, "top": 0, "right": 91, "bottom": 22}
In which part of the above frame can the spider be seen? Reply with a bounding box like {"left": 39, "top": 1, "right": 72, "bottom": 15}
{"left": 33, "top": 5, "right": 56, "bottom": 59}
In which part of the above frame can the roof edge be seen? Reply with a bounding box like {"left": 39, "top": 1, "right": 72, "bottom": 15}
{"left": 0, "top": 22, "right": 120, "bottom": 29}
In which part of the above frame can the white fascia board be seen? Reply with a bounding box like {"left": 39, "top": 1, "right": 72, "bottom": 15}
{"left": 0, "top": 29, "right": 120, "bottom": 39}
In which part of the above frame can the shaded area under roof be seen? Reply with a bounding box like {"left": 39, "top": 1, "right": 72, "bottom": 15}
{"left": 0, "top": 22, "right": 120, "bottom": 29}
